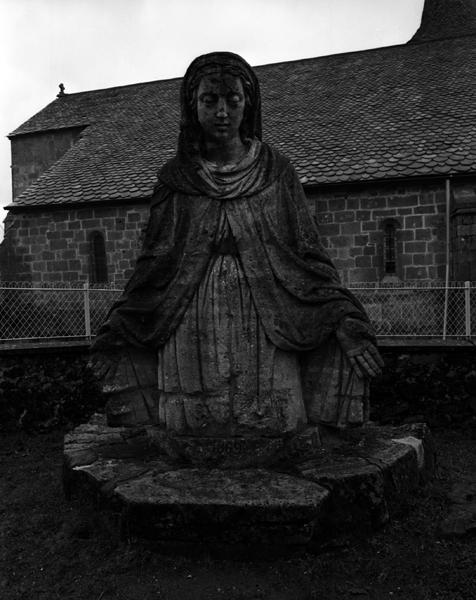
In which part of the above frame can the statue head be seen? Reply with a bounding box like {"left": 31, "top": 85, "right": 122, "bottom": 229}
{"left": 178, "top": 52, "right": 262, "bottom": 160}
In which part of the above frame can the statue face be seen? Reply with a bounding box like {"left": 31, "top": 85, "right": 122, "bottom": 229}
{"left": 196, "top": 72, "right": 245, "bottom": 144}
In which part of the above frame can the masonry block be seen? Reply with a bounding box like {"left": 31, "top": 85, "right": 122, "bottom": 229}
{"left": 350, "top": 267, "right": 378, "bottom": 282}
{"left": 361, "top": 198, "right": 385, "bottom": 209}
{"left": 329, "top": 199, "right": 346, "bottom": 212}
{"left": 405, "top": 215, "right": 423, "bottom": 229}
{"left": 340, "top": 222, "right": 361, "bottom": 235}
{"left": 414, "top": 228, "right": 432, "bottom": 241}
{"left": 356, "top": 210, "right": 371, "bottom": 221}
{"left": 388, "top": 194, "right": 418, "bottom": 208}
{"left": 0, "top": 177, "right": 460, "bottom": 287}
{"left": 424, "top": 215, "right": 443, "bottom": 228}
{"left": 335, "top": 211, "right": 355, "bottom": 223}
{"left": 404, "top": 241, "right": 427, "bottom": 253}
{"left": 373, "top": 209, "right": 397, "bottom": 218}
{"left": 362, "top": 221, "right": 377, "bottom": 231}
{"left": 50, "top": 240, "right": 67, "bottom": 251}
{"left": 412, "top": 253, "right": 433, "bottom": 266}
{"left": 330, "top": 235, "right": 353, "bottom": 249}
{"left": 406, "top": 266, "right": 429, "bottom": 279}
{"left": 334, "top": 258, "right": 355, "bottom": 270}
{"left": 355, "top": 256, "right": 372, "bottom": 268}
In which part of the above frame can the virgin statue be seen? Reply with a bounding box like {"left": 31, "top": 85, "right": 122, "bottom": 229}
{"left": 91, "top": 52, "right": 383, "bottom": 456}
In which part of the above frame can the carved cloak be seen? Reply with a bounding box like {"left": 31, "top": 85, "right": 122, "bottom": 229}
{"left": 92, "top": 142, "right": 374, "bottom": 354}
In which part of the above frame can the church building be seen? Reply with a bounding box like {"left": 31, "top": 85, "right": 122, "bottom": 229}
{"left": 1, "top": 0, "right": 476, "bottom": 286}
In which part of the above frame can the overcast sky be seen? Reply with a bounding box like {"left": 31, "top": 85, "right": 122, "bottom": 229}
{"left": 0, "top": 0, "right": 425, "bottom": 226}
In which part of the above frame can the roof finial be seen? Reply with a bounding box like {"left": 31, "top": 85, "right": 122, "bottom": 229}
{"left": 57, "top": 83, "right": 66, "bottom": 98}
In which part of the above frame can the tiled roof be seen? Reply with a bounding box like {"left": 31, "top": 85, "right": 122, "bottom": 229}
{"left": 8, "top": 34, "right": 476, "bottom": 207}
{"left": 410, "top": 0, "right": 476, "bottom": 43}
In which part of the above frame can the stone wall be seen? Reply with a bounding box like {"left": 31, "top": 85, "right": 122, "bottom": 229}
{"left": 0, "top": 203, "right": 148, "bottom": 286}
{"left": 2, "top": 177, "right": 475, "bottom": 286}
{"left": 452, "top": 210, "right": 476, "bottom": 280}
{"left": 309, "top": 180, "right": 449, "bottom": 284}
{"left": 10, "top": 128, "right": 84, "bottom": 200}
{"left": 451, "top": 181, "right": 476, "bottom": 281}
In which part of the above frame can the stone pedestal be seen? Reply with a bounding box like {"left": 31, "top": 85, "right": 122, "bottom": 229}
{"left": 148, "top": 425, "right": 321, "bottom": 468}
{"left": 63, "top": 414, "right": 435, "bottom": 555}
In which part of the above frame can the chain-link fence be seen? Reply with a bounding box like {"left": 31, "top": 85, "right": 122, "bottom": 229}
{"left": 0, "top": 281, "right": 474, "bottom": 343}
{"left": 0, "top": 282, "right": 121, "bottom": 342}
{"left": 350, "top": 281, "right": 472, "bottom": 338}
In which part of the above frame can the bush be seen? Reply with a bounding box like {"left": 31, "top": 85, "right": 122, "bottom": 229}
{"left": 0, "top": 354, "right": 105, "bottom": 432}
{"left": 370, "top": 351, "right": 476, "bottom": 430}
{"left": 2, "top": 349, "right": 475, "bottom": 433}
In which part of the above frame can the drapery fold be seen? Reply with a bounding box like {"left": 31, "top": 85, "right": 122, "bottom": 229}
{"left": 92, "top": 141, "right": 374, "bottom": 355}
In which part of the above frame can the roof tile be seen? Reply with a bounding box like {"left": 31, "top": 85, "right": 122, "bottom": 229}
{"left": 7, "top": 35, "right": 476, "bottom": 208}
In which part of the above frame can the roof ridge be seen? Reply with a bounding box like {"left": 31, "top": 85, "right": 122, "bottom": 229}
{"left": 6, "top": 34, "right": 476, "bottom": 206}
{"left": 53, "top": 75, "right": 183, "bottom": 98}
{"left": 36, "top": 37, "right": 464, "bottom": 103}
{"left": 409, "top": 31, "right": 476, "bottom": 44}
{"left": 43, "top": 36, "right": 473, "bottom": 101}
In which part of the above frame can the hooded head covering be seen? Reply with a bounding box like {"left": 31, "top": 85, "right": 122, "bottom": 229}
{"left": 178, "top": 51, "right": 262, "bottom": 162}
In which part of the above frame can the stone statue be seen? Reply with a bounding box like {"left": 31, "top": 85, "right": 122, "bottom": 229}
{"left": 91, "top": 52, "right": 383, "bottom": 465}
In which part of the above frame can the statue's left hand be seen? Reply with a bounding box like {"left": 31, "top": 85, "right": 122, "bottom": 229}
{"left": 336, "top": 317, "right": 384, "bottom": 379}
{"left": 88, "top": 351, "right": 119, "bottom": 382}
{"left": 343, "top": 342, "right": 384, "bottom": 379}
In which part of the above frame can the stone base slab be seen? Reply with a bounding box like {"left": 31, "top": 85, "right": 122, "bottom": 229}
{"left": 63, "top": 415, "right": 435, "bottom": 554}
{"left": 148, "top": 425, "right": 321, "bottom": 468}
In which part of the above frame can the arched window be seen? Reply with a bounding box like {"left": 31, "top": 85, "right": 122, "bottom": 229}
{"left": 383, "top": 221, "right": 397, "bottom": 275}
{"left": 90, "top": 231, "right": 108, "bottom": 283}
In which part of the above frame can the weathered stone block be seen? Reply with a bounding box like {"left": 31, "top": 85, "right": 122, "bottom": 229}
{"left": 405, "top": 215, "right": 423, "bottom": 229}
{"left": 355, "top": 256, "right": 372, "bottom": 268}
{"left": 63, "top": 416, "right": 435, "bottom": 554}
{"left": 361, "top": 198, "right": 384, "bottom": 209}
{"left": 329, "top": 198, "right": 346, "bottom": 211}
{"left": 346, "top": 198, "right": 360, "bottom": 210}
{"left": 356, "top": 210, "right": 371, "bottom": 221}
{"left": 412, "top": 253, "right": 433, "bottom": 265}
{"left": 335, "top": 211, "right": 356, "bottom": 223}
{"left": 404, "top": 241, "right": 427, "bottom": 253}
{"left": 340, "top": 222, "right": 361, "bottom": 235}
{"left": 373, "top": 209, "right": 397, "bottom": 218}
{"left": 388, "top": 196, "right": 415, "bottom": 208}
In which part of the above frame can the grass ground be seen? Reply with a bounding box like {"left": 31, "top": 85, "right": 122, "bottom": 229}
{"left": 1, "top": 427, "right": 475, "bottom": 600}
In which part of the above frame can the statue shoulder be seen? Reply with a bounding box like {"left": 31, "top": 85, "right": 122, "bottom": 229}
{"left": 149, "top": 178, "right": 175, "bottom": 209}
{"left": 157, "top": 155, "right": 205, "bottom": 196}
{"left": 260, "top": 142, "right": 298, "bottom": 182}
{"left": 157, "top": 156, "right": 182, "bottom": 187}
{"left": 261, "top": 142, "right": 291, "bottom": 169}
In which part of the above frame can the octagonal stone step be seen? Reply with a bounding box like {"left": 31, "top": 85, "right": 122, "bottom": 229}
{"left": 63, "top": 415, "right": 435, "bottom": 554}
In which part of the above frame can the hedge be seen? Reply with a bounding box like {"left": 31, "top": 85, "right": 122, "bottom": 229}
{"left": 1, "top": 349, "right": 475, "bottom": 432}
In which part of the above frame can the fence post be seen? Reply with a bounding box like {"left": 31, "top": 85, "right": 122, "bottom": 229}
{"left": 83, "top": 281, "right": 91, "bottom": 340}
{"left": 443, "top": 280, "right": 449, "bottom": 340}
{"left": 465, "top": 280, "right": 471, "bottom": 339}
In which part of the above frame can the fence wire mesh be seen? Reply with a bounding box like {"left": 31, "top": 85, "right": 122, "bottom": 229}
{"left": 0, "top": 284, "right": 121, "bottom": 342}
{"left": 350, "top": 284, "right": 469, "bottom": 337}
{"left": 0, "top": 282, "right": 473, "bottom": 343}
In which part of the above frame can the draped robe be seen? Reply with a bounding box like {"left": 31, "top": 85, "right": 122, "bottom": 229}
{"left": 93, "top": 141, "right": 375, "bottom": 431}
